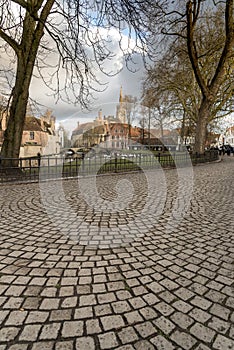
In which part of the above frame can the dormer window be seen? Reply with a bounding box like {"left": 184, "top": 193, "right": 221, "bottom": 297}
{"left": 30, "top": 131, "right": 35, "bottom": 140}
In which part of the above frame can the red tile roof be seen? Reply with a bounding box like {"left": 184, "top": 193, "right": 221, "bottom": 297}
{"left": 23, "top": 116, "right": 42, "bottom": 131}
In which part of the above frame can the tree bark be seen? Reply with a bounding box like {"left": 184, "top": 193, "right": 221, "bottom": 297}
{"left": 1, "top": 18, "right": 40, "bottom": 165}
{"left": 1, "top": 64, "right": 31, "bottom": 161}
{"left": 0, "top": 1, "right": 55, "bottom": 167}
{"left": 186, "top": 0, "right": 234, "bottom": 155}
{"left": 194, "top": 98, "right": 211, "bottom": 154}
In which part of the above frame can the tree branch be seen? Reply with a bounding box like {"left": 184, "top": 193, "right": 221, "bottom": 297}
{"left": 0, "top": 28, "right": 20, "bottom": 55}
{"left": 11, "top": 0, "right": 28, "bottom": 10}
{"left": 186, "top": 0, "right": 209, "bottom": 98}
{"left": 210, "top": 0, "right": 234, "bottom": 93}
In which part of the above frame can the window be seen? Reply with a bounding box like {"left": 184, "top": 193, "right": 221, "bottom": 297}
{"left": 30, "top": 131, "right": 35, "bottom": 140}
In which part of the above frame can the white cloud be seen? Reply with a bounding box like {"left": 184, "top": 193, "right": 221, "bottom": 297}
{"left": 28, "top": 27, "right": 146, "bottom": 132}
{"left": 0, "top": 14, "right": 146, "bottom": 134}
{"left": 43, "top": 56, "right": 145, "bottom": 135}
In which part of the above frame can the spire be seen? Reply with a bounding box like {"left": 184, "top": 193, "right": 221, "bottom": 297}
{"left": 119, "top": 86, "right": 123, "bottom": 103}
{"left": 98, "top": 109, "right": 103, "bottom": 121}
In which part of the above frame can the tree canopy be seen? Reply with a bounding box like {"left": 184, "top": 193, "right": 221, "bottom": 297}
{"left": 0, "top": 0, "right": 164, "bottom": 161}
{"left": 0, "top": 0, "right": 163, "bottom": 105}
{"left": 144, "top": 0, "right": 234, "bottom": 153}
{"left": 0, "top": 0, "right": 233, "bottom": 161}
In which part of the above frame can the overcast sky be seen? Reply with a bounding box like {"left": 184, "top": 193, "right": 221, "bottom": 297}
{"left": 1, "top": 1, "right": 233, "bottom": 138}
{"left": 30, "top": 54, "right": 145, "bottom": 133}
{"left": 0, "top": 18, "right": 147, "bottom": 135}
{"left": 0, "top": 14, "right": 161, "bottom": 136}
{"left": 27, "top": 25, "right": 147, "bottom": 135}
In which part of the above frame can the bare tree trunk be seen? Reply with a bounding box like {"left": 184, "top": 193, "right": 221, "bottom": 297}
{"left": 0, "top": 1, "right": 55, "bottom": 168}
{"left": 186, "top": 0, "right": 234, "bottom": 155}
{"left": 160, "top": 119, "right": 164, "bottom": 138}
{"left": 1, "top": 71, "right": 34, "bottom": 168}
{"left": 181, "top": 110, "right": 186, "bottom": 140}
{"left": 1, "top": 66, "right": 30, "bottom": 161}
{"left": 148, "top": 109, "right": 151, "bottom": 149}
{"left": 194, "top": 98, "right": 211, "bottom": 154}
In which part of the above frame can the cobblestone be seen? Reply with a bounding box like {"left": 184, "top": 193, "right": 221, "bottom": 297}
{"left": 134, "top": 339, "right": 155, "bottom": 350}
{"left": 190, "top": 322, "right": 216, "bottom": 343}
{"left": 208, "top": 316, "right": 230, "bottom": 334}
{"left": 118, "top": 326, "right": 139, "bottom": 343}
{"left": 86, "top": 319, "right": 102, "bottom": 334}
{"left": 101, "top": 315, "right": 125, "bottom": 331}
{"left": 19, "top": 324, "right": 41, "bottom": 341}
{"left": 170, "top": 311, "right": 194, "bottom": 329}
{"left": 0, "top": 327, "right": 19, "bottom": 342}
{"left": 151, "top": 335, "right": 175, "bottom": 350}
{"left": 61, "top": 321, "right": 84, "bottom": 338}
{"left": 56, "top": 341, "right": 74, "bottom": 350}
{"left": 134, "top": 321, "right": 156, "bottom": 338}
{"left": 189, "top": 307, "right": 211, "bottom": 322}
{"left": 213, "top": 334, "right": 234, "bottom": 349}
{"left": 40, "top": 322, "right": 61, "bottom": 340}
{"left": 210, "top": 303, "right": 231, "bottom": 320}
{"left": 76, "top": 337, "right": 95, "bottom": 350}
{"left": 5, "top": 310, "right": 28, "bottom": 325}
{"left": 171, "top": 330, "right": 197, "bottom": 349}
{"left": 98, "top": 331, "right": 119, "bottom": 349}
{"left": 153, "top": 315, "right": 175, "bottom": 334}
{"left": 0, "top": 157, "right": 234, "bottom": 349}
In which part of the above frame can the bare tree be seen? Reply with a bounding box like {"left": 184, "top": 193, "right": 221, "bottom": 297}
{"left": 142, "top": 86, "right": 174, "bottom": 138}
{"left": 122, "top": 95, "right": 138, "bottom": 145}
{"left": 149, "top": 0, "right": 234, "bottom": 154}
{"left": 142, "top": 40, "right": 200, "bottom": 143}
{"left": 0, "top": 0, "right": 164, "bottom": 164}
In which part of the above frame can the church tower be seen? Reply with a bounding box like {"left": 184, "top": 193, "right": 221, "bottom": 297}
{"left": 116, "top": 86, "right": 126, "bottom": 123}
{"left": 119, "top": 86, "right": 123, "bottom": 103}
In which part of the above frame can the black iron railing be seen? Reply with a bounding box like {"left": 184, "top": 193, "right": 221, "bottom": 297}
{"left": 0, "top": 150, "right": 219, "bottom": 183}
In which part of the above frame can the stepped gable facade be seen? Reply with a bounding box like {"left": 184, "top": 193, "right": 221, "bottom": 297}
{"left": 71, "top": 87, "right": 143, "bottom": 149}
{"left": 0, "top": 109, "right": 60, "bottom": 157}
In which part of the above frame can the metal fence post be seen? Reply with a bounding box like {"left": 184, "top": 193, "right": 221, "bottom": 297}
{"left": 82, "top": 152, "right": 85, "bottom": 175}
{"left": 37, "top": 153, "right": 41, "bottom": 168}
{"left": 115, "top": 153, "right": 117, "bottom": 173}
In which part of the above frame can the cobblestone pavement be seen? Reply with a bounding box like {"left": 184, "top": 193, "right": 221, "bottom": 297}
{"left": 0, "top": 156, "right": 233, "bottom": 350}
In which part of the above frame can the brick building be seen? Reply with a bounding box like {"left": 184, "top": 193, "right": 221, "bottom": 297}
{"left": 0, "top": 110, "right": 60, "bottom": 157}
